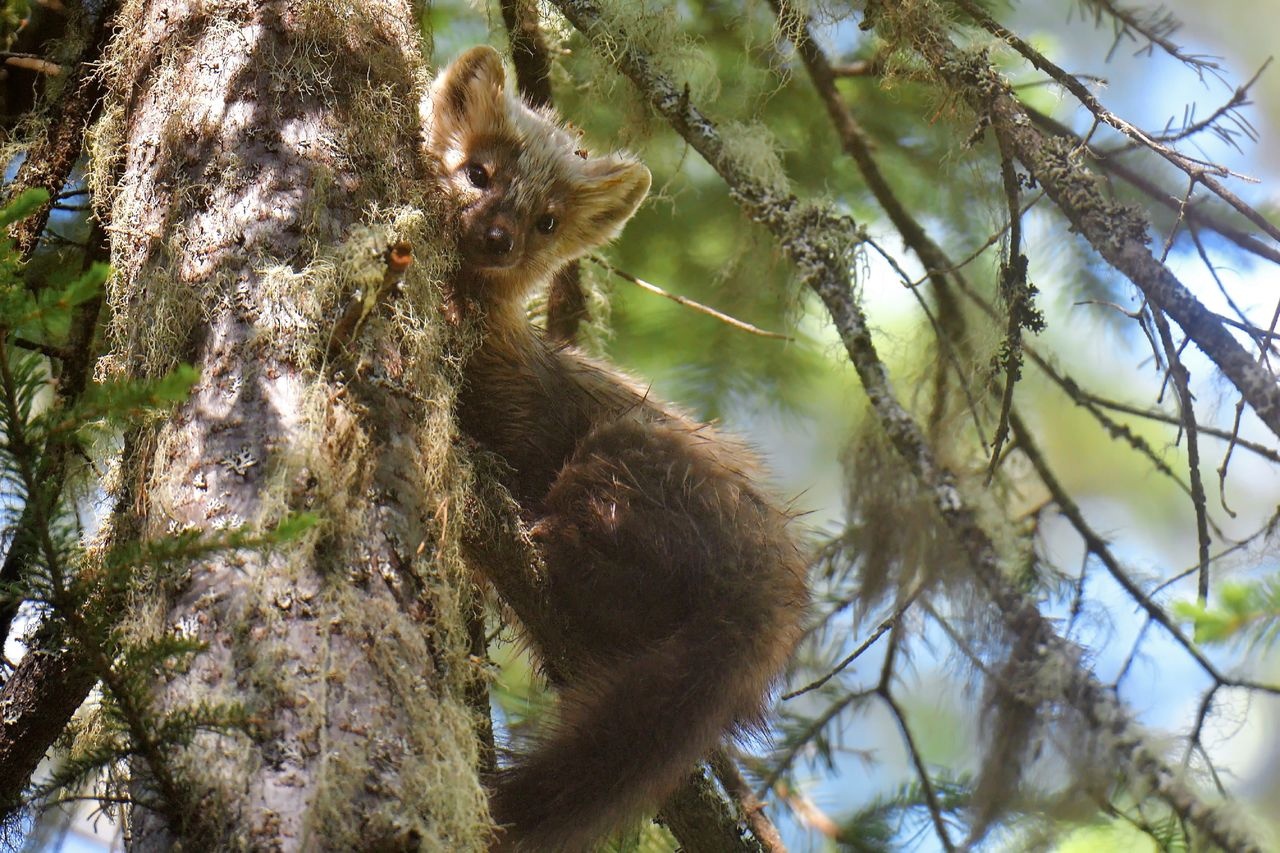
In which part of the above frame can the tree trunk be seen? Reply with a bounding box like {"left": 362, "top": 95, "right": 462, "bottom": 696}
{"left": 95, "top": 0, "right": 488, "bottom": 848}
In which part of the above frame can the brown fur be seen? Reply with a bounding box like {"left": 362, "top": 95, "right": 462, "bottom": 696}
{"left": 426, "top": 46, "right": 809, "bottom": 852}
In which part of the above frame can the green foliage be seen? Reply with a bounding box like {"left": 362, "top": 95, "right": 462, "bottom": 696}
{"left": 1175, "top": 577, "right": 1280, "bottom": 647}
{"left": 836, "top": 776, "right": 970, "bottom": 851}
{"left": 67, "top": 364, "right": 199, "bottom": 433}
{"left": 0, "top": 188, "right": 47, "bottom": 228}
{"left": 0, "top": 190, "right": 106, "bottom": 344}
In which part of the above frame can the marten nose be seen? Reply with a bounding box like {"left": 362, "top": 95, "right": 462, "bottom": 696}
{"left": 484, "top": 225, "right": 513, "bottom": 257}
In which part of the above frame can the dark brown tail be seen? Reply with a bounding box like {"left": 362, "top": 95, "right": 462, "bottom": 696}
{"left": 489, "top": 624, "right": 773, "bottom": 852}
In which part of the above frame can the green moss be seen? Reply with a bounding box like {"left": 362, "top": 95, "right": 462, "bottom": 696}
{"left": 88, "top": 0, "right": 493, "bottom": 844}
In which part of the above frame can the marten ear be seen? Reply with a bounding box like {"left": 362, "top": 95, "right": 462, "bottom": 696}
{"left": 430, "top": 45, "right": 507, "bottom": 143}
{"left": 575, "top": 156, "right": 652, "bottom": 245}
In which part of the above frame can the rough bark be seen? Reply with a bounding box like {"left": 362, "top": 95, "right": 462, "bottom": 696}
{"left": 0, "top": 642, "right": 97, "bottom": 814}
{"left": 871, "top": 4, "right": 1280, "bottom": 442}
{"left": 96, "top": 0, "right": 488, "bottom": 848}
{"left": 5, "top": 3, "right": 119, "bottom": 258}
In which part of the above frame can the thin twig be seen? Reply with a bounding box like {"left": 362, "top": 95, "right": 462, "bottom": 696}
{"left": 1010, "top": 411, "right": 1277, "bottom": 697}
{"left": 967, "top": 0, "right": 1229, "bottom": 178}
{"left": 877, "top": 627, "right": 955, "bottom": 852}
{"left": 591, "top": 258, "right": 793, "bottom": 340}
{"left": 551, "top": 1, "right": 1270, "bottom": 846}
{"left": 1141, "top": 61, "right": 1268, "bottom": 150}
{"left": 781, "top": 593, "right": 916, "bottom": 700}
{"left": 768, "top": 0, "right": 988, "bottom": 435}
{"left": 957, "top": 0, "right": 1277, "bottom": 245}
{"left": 986, "top": 138, "right": 1026, "bottom": 482}
{"left": 757, "top": 686, "right": 876, "bottom": 797}
{"left": 1073, "top": 0, "right": 1225, "bottom": 78}
{"left": 1022, "top": 105, "right": 1280, "bottom": 268}
{"left": 1150, "top": 310, "right": 1212, "bottom": 602}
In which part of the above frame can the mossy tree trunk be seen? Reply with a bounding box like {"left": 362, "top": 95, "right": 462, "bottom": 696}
{"left": 95, "top": 0, "right": 488, "bottom": 848}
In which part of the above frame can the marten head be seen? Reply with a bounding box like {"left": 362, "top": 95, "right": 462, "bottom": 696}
{"left": 426, "top": 46, "right": 651, "bottom": 307}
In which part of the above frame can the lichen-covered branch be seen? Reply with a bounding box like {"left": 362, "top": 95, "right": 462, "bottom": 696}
{"left": 953, "top": 0, "right": 1275, "bottom": 242}
{"left": 874, "top": 3, "right": 1280, "bottom": 441}
{"left": 5, "top": 3, "right": 119, "bottom": 258}
{"left": 545, "top": 0, "right": 1265, "bottom": 848}
{"left": 1021, "top": 105, "right": 1280, "bottom": 268}
{"left": 711, "top": 749, "right": 788, "bottom": 853}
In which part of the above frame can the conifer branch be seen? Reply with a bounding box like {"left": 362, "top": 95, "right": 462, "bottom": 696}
{"left": 546, "top": 0, "right": 1267, "bottom": 847}
{"left": 1072, "top": 0, "right": 1226, "bottom": 78}
{"left": 953, "top": 0, "right": 1272, "bottom": 236}
{"left": 876, "top": 627, "right": 955, "bottom": 852}
{"left": 710, "top": 748, "right": 788, "bottom": 853}
{"left": 1020, "top": 105, "right": 1280, "bottom": 268}
{"left": 877, "top": 2, "right": 1280, "bottom": 443}
{"left": 1150, "top": 309, "right": 1212, "bottom": 601}
{"left": 0, "top": 224, "right": 107, "bottom": 644}
{"left": 4, "top": 2, "right": 119, "bottom": 259}
{"left": 986, "top": 138, "right": 1034, "bottom": 482}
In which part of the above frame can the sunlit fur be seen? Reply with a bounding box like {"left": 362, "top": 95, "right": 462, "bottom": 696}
{"left": 427, "top": 45, "right": 650, "bottom": 312}
{"left": 427, "top": 46, "right": 809, "bottom": 853}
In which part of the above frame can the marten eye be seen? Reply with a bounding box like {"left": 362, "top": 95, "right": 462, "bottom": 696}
{"left": 536, "top": 214, "right": 557, "bottom": 235}
{"left": 464, "top": 162, "right": 489, "bottom": 189}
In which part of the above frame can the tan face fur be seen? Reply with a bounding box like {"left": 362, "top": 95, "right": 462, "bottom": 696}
{"left": 427, "top": 46, "right": 651, "bottom": 303}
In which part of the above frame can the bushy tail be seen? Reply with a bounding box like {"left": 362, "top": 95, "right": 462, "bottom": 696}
{"left": 490, "top": 625, "right": 776, "bottom": 852}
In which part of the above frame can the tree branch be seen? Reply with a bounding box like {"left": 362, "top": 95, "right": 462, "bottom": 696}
{"left": 5, "top": 2, "right": 118, "bottom": 258}
{"left": 1022, "top": 105, "right": 1280, "bottom": 268}
{"left": 710, "top": 748, "right": 788, "bottom": 853}
{"left": 546, "top": 1, "right": 1267, "bottom": 847}
{"left": 883, "top": 3, "right": 1280, "bottom": 443}
{"left": 0, "top": 644, "right": 96, "bottom": 815}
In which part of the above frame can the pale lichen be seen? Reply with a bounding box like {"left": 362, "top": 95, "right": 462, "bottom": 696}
{"left": 86, "top": 0, "right": 493, "bottom": 847}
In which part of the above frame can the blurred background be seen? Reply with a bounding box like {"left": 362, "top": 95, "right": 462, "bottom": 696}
{"left": 9, "top": 0, "right": 1280, "bottom": 849}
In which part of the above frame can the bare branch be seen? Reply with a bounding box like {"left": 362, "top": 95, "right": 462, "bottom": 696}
{"left": 878, "top": 628, "right": 955, "bottom": 852}
{"left": 781, "top": 595, "right": 912, "bottom": 701}
{"left": 1009, "top": 410, "right": 1277, "bottom": 699}
{"left": 550, "top": 1, "right": 1268, "bottom": 847}
{"left": 893, "top": 3, "right": 1280, "bottom": 442}
{"left": 711, "top": 749, "right": 788, "bottom": 853}
{"left": 1072, "top": 0, "right": 1226, "bottom": 79}
{"left": 1150, "top": 310, "right": 1212, "bottom": 601}
{"left": 591, "top": 258, "right": 793, "bottom": 341}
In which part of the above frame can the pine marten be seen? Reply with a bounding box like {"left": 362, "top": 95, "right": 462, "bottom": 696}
{"left": 425, "top": 45, "right": 809, "bottom": 852}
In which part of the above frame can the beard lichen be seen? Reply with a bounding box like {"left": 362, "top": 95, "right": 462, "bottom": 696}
{"left": 86, "top": 0, "right": 494, "bottom": 846}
